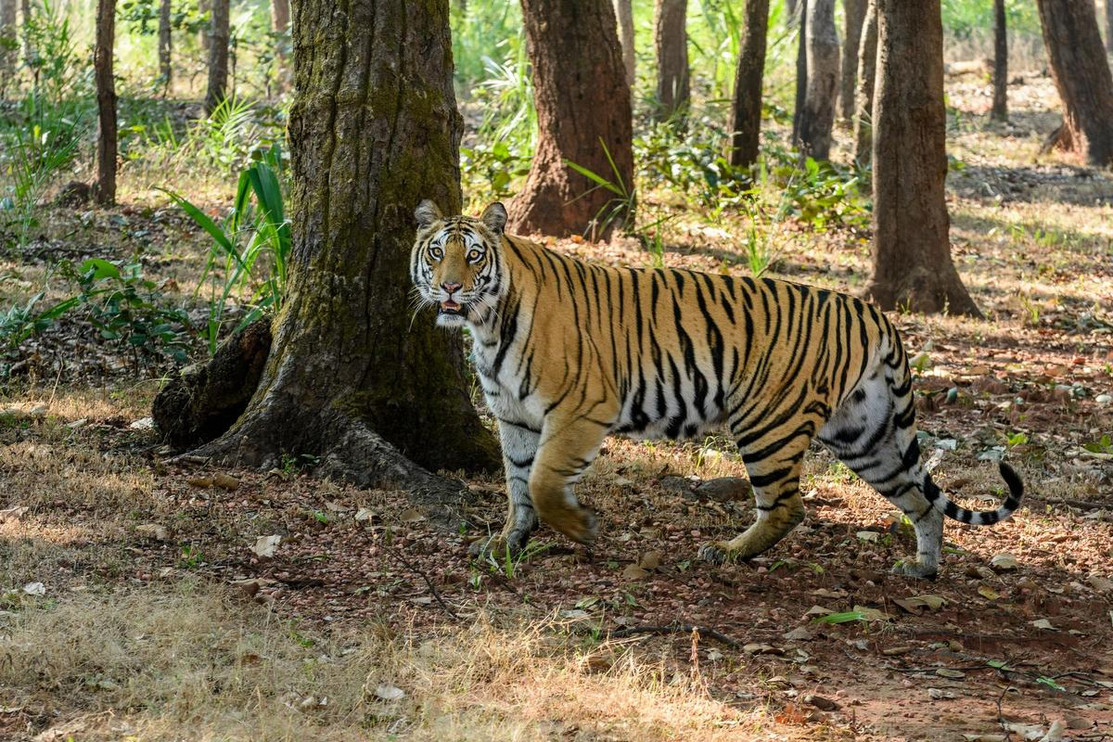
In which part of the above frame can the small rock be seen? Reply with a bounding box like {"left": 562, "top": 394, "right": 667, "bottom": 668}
{"left": 804, "top": 694, "right": 840, "bottom": 711}
{"left": 1095, "top": 394, "right": 1112, "bottom": 406}
{"left": 253, "top": 535, "right": 281, "bottom": 558}
{"left": 694, "top": 477, "right": 751, "bottom": 503}
{"left": 783, "top": 626, "right": 812, "bottom": 642}
{"left": 935, "top": 668, "right": 966, "bottom": 679}
{"left": 990, "top": 553, "right": 1020, "bottom": 572}
{"left": 659, "top": 475, "right": 695, "bottom": 497}
{"left": 1088, "top": 575, "right": 1113, "bottom": 593}
{"left": 129, "top": 417, "right": 155, "bottom": 431}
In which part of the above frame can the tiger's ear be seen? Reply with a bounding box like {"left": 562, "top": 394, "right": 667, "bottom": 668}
{"left": 414, "top": 200, "right": 444, "bottom": 230}
{"left": 480, "top": 202, "right": 508, "bottom": 235}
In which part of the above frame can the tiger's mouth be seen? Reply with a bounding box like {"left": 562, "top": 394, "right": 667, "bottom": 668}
{"left": 439, "top": 300, "right": 462, "bottom": 315}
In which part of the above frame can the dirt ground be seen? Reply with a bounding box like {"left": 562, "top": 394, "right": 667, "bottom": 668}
{"left": 0, "top": 71, "right": 1112, "bottom": 741}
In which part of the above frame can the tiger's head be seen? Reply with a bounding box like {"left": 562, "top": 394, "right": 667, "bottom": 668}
{"left": 410, "top": 200, "right": 509, "bottom": 329}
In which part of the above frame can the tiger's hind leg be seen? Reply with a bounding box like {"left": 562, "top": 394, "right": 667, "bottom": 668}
{"left": 698, "top": 435, "right": 810, "bottom": 564}
{"left": 818, "top": 373, "right": 942, "bottom": 578}
{"left": 528, "top": 413, "right": 611, "bottom": 545}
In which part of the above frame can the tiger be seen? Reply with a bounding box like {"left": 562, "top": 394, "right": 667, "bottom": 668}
{"left": 409, "top": 200, "right": 1024, "bottom": 578}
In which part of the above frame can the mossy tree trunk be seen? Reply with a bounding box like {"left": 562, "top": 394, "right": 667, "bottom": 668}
{"left": 1035, "top": 0, "right": 1113, "bottom": 166}
{"left": 93, "top": 0, "right": 116, "bottom": 206}
{"left": 866, "top": 0, "right": 980, "bottom": 317}
{"left": 509, "top": 0, "right": 634, "bottom": 240}
{"left": 654, "top": 0, "right": 689, "bottom": 122}
{"left": 192, "top": 0, "right": 500, "bottom": 497}
{"left": 727, "top": 0, "right": 769, "bottom": 169}
{"left": 205, "top": 0, "right": 229, "bottom": 114}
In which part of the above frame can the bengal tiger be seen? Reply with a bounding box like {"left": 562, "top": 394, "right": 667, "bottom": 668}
{"left": 409, "top": 200, "right": 1024, "bottom": 578}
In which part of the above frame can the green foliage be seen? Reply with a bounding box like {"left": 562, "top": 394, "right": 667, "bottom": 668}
{"left": 451, "top": 1, "right": 525, "bottom": 88}
{"left": 942, "top": 0, "right": 1040, "bottom": 39}
{"left": 1083, "top": 434, "right": 1113, "bottom": 455}
{"left": 765, "top": 150, "right": 869, "bottom": 231}
{"left": 160, "top": 148, "right": 290, "bottom": 354}
{"left": 564, "top": 139, "right": 636, "bottom": 237}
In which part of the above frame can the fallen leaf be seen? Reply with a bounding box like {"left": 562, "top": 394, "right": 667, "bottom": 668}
{"left": 136, "top": 523, "right": 168, "bottom": 541}
{"left": 990, "top": 553, "right": 1020, "bottom": 571}
{"left": 253, "top": 535, "right": 281, "bottom": 558}
{"left": 622, "top": 564, "right": 650, "bottom": 580}
{"left": 856, "top": 530, "right": 880, "bottom": 542}
{"left": 804, "top": 693, "right": 840, "bottom": 711}
{"left": 212, "top": 473, "right": 240, "bottom": 491}
{"left": 893, "top": 595, "right": 948, "bottom": 614}
{"left": 782, "top": 626, "right": 812, "bottom": 641}
{"left": 399, "top": 507, "right": 425, "bottom": 523}
{"left": 355, "top": 508, "right": 376, "bottom": 522}
{"left": 0, "top": 505, "right": 28, "bottom": 522}
{"left": 129, "top": 416, "right": 155, "bottom": 430}
{"left": 373, "top": 684, "right": 405, "bottom": 701}
{"left": 1030, "top": 618, "right": 1057, "bottom": 631}
{"left": 22, "top": 582, "right": 45, "bottom": 596}
{"left": 936, "top": 668, "right": 966, "bottom": 679}
{"left": 977, "top": 584, "right": 1000, "bottom": 600}
{"left": 742, "top": 643, "right": 779, "bottom": 655}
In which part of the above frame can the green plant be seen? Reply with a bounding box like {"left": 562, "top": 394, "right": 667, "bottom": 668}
{"left": 564, "top": 139, "right": 637, "bottom": 238}
{"left": 0, "top": 289, "right": 80, "bottom": 352}
{"left": 1083, "top": 434, "right": 1113, "bottom": 455}
{"left": 160, "top": 149, "right": 290, "bottom": 353}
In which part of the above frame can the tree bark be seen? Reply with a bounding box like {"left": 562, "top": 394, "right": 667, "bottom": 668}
{"left": 19, "top": 0, "right": 30, "bottom": 65}
{"left": 614, "top": 0, "right": 635, "bottom": 87}
{"left": 205, "top": 0, "right": 230, "bottom": 114}
{"left": 792, "top": 0, "right": 807, "bottom": 143}
{"left": 866, "top": 0, "right": 979, "bottom": 317}
{"left": 727, "top": 0, "right": 770, "bottom": 169}
{"left": 991, "top": 0, "right": 1007, "bottom": 121}
{"left": 839, "top": 0, "right": 866, "bottom": 123}
{"left": 785, "top": 0, "right": 798, "bottom": 26}
{"left": 852, "top": 0, "right": 878, "bottom": 167}
{"left": 191, "top": 0, "right": 500, "bottom": 493}
{"left": 1035, "top": 0, "right": 1113, "bottom": 166}
{"left": 1107, "top": 0, "right": 1113, "bottom": 53}
{"left": 0, "top": 0, "right": 16, "bottom": 90}
{"left": 272, "top": 0, "right": 290, "bottom": 59}
{"left": 94, "top": 0, "right": 117, "bottom": 206}
{"left": 199, "top": 0, "right": 210, "bottom": 53}
{"left": 796, "top": 0, "right": 838, "bottom": 160}
{"left": 654, "top": 0, "right": 690, "bottom": 122}
{"left": 510, "top": 0, "right": 634, "bottom": 240}
{"left": 158, "top": 0, "right": 172, "bottom": 92}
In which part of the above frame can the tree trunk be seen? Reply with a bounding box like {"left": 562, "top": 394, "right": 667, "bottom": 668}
{"left": 654, "top": 0, "right": 689, "bottom": 122}
{"left": 866, "top": 0, "right": 979, "bottom": 317}
{"left": 205, "top": 0, "right": 230, "bottom": 114}
{"left": 727, "top": 0, "right": 770, "bottom": 169}
{"left": 158, "top": 0, "right": 172, "bottom": 92}
{"left": 792, "top": 0, "right": 807, "bottom": 143}
{"left": 20, "top": 0, "right": 30, "bottom": 65}
{"left": 0, "top": 0, "right": 16, "bottom": 89}
{"left": 1107, "top": 0, "right": 1113, "bottom": 53}
{"left": 272, "top": 0, "right": 290, "bottom": 59}
{"left": 510, "top": 0, "right": 634, "bottom": 240}
{"left": 796, "top": 0, "right": 838, "bottom": 160}
{"left": 852, "top": 0, "right": 878, "bottom": 167}
{"left": 191, "top": 0, "right": 500, "bottom": 494}
{"left": 614, "top": 0, "right": 635, "bottom": 87}
{"left": 991, "top": 0, "right": 1007, "bottom": 121}
{"left": 1035, "top": 0, "right": 1113, "bottom": 166}
{"left": 785, "top": 0, "right": 798, "bottom": 26}
{"left": 839, "top": 0, "right": 866, "bottom": 123}
{"left": 94, "top": 0, "right": 117, "bottom": 206}
{"left": 200, "top": 0, "right": 210, "bottom": 53}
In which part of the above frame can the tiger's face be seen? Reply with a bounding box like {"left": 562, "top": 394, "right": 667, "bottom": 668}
{"left": 410, "top": 200, "right": 509, "bottom": 329}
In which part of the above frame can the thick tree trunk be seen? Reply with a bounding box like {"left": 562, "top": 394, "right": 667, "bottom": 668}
{"left": 191, "top": 0, "right": 500, "bottom": 494}
{"left": 614, "top": 0, "right": 635, "bottom": 87}
{"left": 654, "top": 0, "right": 690, "bottom": 122}
{"left": 866, "top": 0, "right": 979, "bottom": 317}
{"left": 991, "top": 0, "right": 1007, "bottom": 121}
{"left": 727, "top": 0, "right": 770, "bottom": 169}
{"left": 796, "top": 0, "right": 838, "bottom": 160}
{"left": 272, "top": 0, "right": 290, "bottom": 59}
{"left": 839, "top": 0, "right": 866, "bottom": 123}
{"left": 852, "top": 0, "right": 878, "bottom": 167}
{"left": 94, "top": 0, "right": 117, "bottom": 206}
{"left": 205, "top": 0, "right": 230, "bottom": 114}
{"left": 792, "top": 0, "right": 807, "bottom": 143}
{"left": 510, "top": 0, "right": 634, "bottom": 240}
{"left": 1036, "top": 0, "right": 1113, "bottom": 166}
{"left": 158, "top": 0, "right": 172, "bottom": 92}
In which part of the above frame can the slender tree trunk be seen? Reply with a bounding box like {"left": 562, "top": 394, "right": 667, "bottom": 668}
{"left": 792, "top": 0, "right": 807, "bottom": 143}
{"left": 785, "top": 0, "right": 798, "bottom": 25}
{"left": 205, "top": 0, "right": 229, "bottom": 114}
{"left": 192, "top": 0, "right": 500, "bottom": 492}
{"left": 510, "top": 0, "right": 634, "bottom": 240}
{"left": 852, "top": 0, "right": 878, "bottom": 167}
{"left": 654, "top": 0, "right": 689, "bottom": 122}
{"left": 20, "top": 0, "right": 30, "bottom": 65}
{"left": 94, "top": 0, "right": 117, "bottom": 206}
{"left": 839, "top": 0, "right": 866, "bottom": 123}
{"left": 1107, "top": 0, "right": 1113, "bottom": 53}
{"left": 272, "top": 0, "right": 289, "bottom": 59}
{"left": 200, "top": 0, "right": 210, "bottom": 53}
{"left": 797, "top": 0, "right": 838, "bottom": 159}
{"left": 991, "top": 0, "right": 1007, "bottom": 121}
{"left": 158, "top": 0, "right": 172, "bottom": 92}
{"left": 614, "top": 0, "right": 635, "bottom": 87}
{"left": 866, "top": 0, "right": 979, "bottom": 317}
{"left": 727, "top": 0, "right": 770, "bottom": 169}
{"left": 1035, "top": 0, "right": 1113, "bottom": 166}
{"left": 0, "top": 0, "right": 16, "bottom": 89}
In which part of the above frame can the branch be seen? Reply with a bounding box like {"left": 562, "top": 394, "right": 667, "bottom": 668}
{"left": 609, "top": 624, "right": 741, "bottom": 648}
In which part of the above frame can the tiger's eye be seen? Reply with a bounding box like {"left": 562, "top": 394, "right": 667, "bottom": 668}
{"left": 430, "top": 246, "right": 443, "bottom": 260}
{"left": 468, "top": 249, "right": 481, "bottom": 261}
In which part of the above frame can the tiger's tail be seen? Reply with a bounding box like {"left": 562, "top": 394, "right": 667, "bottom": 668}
{"left": 924, "top": 462, "right": 1024, "bottom": 525}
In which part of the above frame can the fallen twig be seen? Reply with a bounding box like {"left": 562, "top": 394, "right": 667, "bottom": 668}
{"left": 384, "top": 548, "right": 458, "bottom": 620}
{"left": 609, "top": 624, "right": 741, "bottom": 648}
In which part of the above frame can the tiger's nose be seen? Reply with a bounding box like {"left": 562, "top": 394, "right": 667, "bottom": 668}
{"left": 441, "top": 282, "right": 462, "bottom": 294}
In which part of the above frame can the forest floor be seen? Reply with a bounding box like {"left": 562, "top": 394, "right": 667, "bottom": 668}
{"left": 1, "top": 71, "right": 1112, "bottom": 741}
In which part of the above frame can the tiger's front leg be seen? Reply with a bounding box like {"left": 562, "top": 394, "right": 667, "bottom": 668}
{"left": 471, "top": 420, "right": 540, "bottom": 557}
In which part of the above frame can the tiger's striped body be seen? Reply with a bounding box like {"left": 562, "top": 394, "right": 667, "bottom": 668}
{"left": 410, "top": 201, "right": 1024, "bottom": 578}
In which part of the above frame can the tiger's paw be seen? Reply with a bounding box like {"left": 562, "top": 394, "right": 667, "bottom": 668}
{"left": 468, "top": 527, "right": 532, "bottom": 559}
{"left": 697, "top": 542, "right": 731, "bottom": 565}
{"left": 891, "top": 559, "right": 939, "bottom": 580}
{"left": 543, "top": 505, "right": 597, "bottom": 545}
